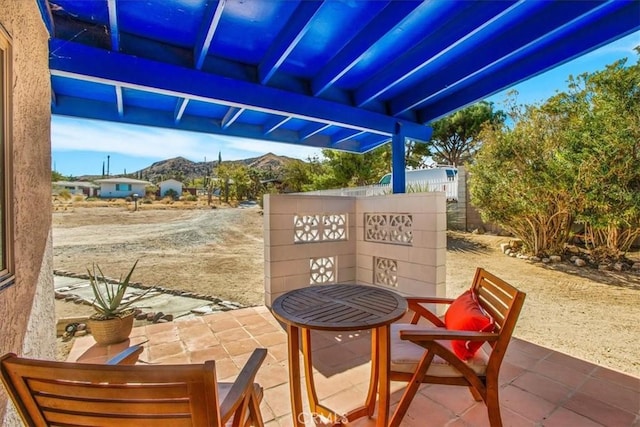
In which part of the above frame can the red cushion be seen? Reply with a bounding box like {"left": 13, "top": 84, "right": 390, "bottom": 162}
{"left": 444, "top": 290, "right": 494, "bottom": 360}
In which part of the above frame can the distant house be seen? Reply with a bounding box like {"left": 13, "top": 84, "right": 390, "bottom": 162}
{"left": 52, "top": 181, "right": 100, "bottom": 197}
{"left": 158, "top": 179, "right": 184, "bottom": 198}
{"left": 96, "top": 177, "right": 151, "bottom": 198}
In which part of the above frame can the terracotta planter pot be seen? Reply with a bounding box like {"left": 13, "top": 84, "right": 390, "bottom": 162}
{"left": 88, "top": 313, "right": 134, "bottom": 345}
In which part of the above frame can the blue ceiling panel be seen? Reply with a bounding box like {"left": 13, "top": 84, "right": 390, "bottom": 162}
{"left": 181, "top": 99, "right": 228, "bottom": 119}
{"left": 121, "top": 88, "right": 178, "bottom": 112}
{"left": 51, "top": 76, "right": 116, "bottom": 104}
{"left": 37, "top": 0, "right": 640, "bottom": 154}
{"left": 117, "top": 0, "right": 207, "bottom": 48}
{"left": 209, "top": 0, "right": 299, "bottom": 65}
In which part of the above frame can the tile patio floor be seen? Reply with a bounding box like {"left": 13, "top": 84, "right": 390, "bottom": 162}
{"left": 68, "top": 306, "right": 640, "bottom": 427}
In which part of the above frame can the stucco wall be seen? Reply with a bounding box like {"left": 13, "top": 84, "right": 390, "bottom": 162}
{"left": 0, "top": 1, "right": 54, "bottom": 423}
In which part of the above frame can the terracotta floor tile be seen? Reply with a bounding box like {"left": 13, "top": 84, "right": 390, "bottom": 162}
{"left": 419, "top": 383, "right": 477, "bottom": 416}
{"left": 212, "top": 358, "right": 241, "bottom": 380}
{"left": 396, "top": 392, "right": 457, "bottom": 427}
{"left": 531, "top": 358, "right": 591, "bottom": 389}
{"left": 564, "top": 391, "right": 637, "bottom": 427}
{"left": 512, "top": 372, "right": 573, "bottom": 404}
{"left": 147, "top": 340, "right": 185, "bottom": 362}
{"left": 510, "top": 338, "right": 555, "bottom": 359}
{"left": 545, "top": 351, "right": 598, "bottom": 375}
{"left": 245, "top": 321, "right": 281, "bottom": 337}
{"left": 500, "top": 384, "right": 556, "bottom": 422}
{"left": 579, "top": 376, "right": 640, "bottom": 414}
{"left": 592, "top": 366, "right": 640, "bottom": 390}
{"left": 543, "top": 407, "right": 605, "bottom": 427}
{"left": 267, "top": 342, "right": 290, "bottom": 363}
{"left": 204, "top": 316, "right": 243, "bottom": 333}
{"left": 319, "top": 385, "right": 368, "bottom": 417}
{"left": 216, "top": 326, "right": 253, "bottom": 343}
{"left": 188, "top": 346, "right": 229, "bottom": 364}
{"left": 254, "top": 361, "right": 290, "bottom": 390}
{"left": 223, "top": 337, "right": 262, "bottom": 357}
{"left": 264, "top": 382, "right": 295, "bottom": 419}
{"left": 255, "top": 330, "right": 288, "bottom": 347}
{"left": 498, "top": 361, "right": 527, "bottom": 384}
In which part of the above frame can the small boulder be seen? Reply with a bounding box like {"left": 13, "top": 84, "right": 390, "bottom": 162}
{"left": 574, "top": 258, "right": 587, "bottom": 267}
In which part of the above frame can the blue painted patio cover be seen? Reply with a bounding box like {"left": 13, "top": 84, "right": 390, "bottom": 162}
{"left": 38, "top": 0, "right": 639, "bottom": 153}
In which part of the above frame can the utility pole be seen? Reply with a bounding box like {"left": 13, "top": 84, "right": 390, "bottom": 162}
{"left": 107, "top": 155, "right": 110, "bottom": 176}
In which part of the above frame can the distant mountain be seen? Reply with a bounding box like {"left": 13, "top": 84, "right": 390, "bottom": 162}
{"left": 77, "top": 153, "right": 300, "bottom": 183}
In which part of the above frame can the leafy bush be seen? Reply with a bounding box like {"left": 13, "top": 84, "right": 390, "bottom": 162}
{"left": 164, "top": 189, "right": 179, "bottom": 200}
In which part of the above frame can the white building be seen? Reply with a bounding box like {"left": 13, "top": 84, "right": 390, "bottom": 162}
{"left": 158, "top": 179, "right": 184, "bottom": 198}
{"left": 53, "top": 181, "right": 100, "bottom": 197}
{"left": 96, "top": 177, "right": 151, "bottom": 198}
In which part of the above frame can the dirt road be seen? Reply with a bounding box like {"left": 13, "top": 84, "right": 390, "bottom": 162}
{"left": 53, "top": 206, "right": 640, "bottom": 376}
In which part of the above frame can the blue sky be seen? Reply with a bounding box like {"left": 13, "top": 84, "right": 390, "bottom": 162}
{"left": 52, "top": 32, "right": 639, "bottom": 177}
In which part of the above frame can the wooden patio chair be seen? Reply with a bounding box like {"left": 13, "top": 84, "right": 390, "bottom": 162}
{"left": 389, "top": 268, "right": 526, "bottom": 427}
{"left": 1, "top": 346, "right": 267, "bottom": 426}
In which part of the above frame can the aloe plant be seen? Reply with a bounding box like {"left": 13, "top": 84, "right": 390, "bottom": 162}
{"left": 87, "top": 260, "right": 147, "bottom": 319}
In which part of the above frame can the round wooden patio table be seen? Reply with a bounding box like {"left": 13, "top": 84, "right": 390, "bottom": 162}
{"left": 271, "top": 284, "right": 407, "bottom": 427}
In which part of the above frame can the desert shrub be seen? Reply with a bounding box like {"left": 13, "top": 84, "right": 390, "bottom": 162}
{"left": 180, "top": 192, "right": 198, "bottom": 202}
{"left": 141, "top": 197, "right": 153, "bottom": 204}
{"left": 73, "top": 195, "right": 84, "bottom": 202}
{"left": 162, "top": 196, "right": 174, "bottom": 204}
{"left": 164, "top": 189, "right": 179, "bottom": 200}
{"left": 58, "top": 189, "right": 71, "bottom": 200}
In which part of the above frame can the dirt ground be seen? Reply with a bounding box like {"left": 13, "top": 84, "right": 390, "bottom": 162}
{"left": 53, "top": 205, "right": 640, "bottom": 376}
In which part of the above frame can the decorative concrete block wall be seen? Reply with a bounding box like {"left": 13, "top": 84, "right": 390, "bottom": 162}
{"left": 264, "top": 192, "right": 447, "bottom": 306}
{"left": 263, "top": 194, "right": 357, "bottom": 305}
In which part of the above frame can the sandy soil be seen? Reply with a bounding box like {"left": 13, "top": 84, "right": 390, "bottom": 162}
{"left": 53, "top": 205, "right": 640, "bottom": 376}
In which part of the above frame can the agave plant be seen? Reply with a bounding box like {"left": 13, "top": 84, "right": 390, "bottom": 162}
{"left": 87, "top": 260, "right": 147, "bottom": 319}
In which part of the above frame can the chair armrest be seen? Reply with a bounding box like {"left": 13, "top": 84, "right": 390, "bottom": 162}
{"left": 406, "top": 298, "right": 452, "bottom": 327}
{"left": 399, "top": 329, "right": 498, "bottom": 343}
{"left": 105, "top": 344, "right": 144, "bottom": 365}
{"left": 219, "top": 348, "right": 268, "bottom": 420}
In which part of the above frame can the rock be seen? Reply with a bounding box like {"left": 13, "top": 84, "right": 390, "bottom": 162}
{"left": 570, "top": 256, "right": 578, "bottom": 262}
{"left": 504, "top": 249, "right": 511, "bottom": 256}
{"left": 574, "top": 258, "right": 587, "bottom": 267}
{"left": 613, "top": 262, "right": 624, "bottom": 272}
{"left": 146, "top": 312, "right": 156, "bottom": 321}
{"left": 542, "top": 258, "right": 551, "bottom": 264}
{"left": 162, "top": 314, "right": 174, "bottom": 322}
{"left": 598, "top": 264, "right": 610, "bottom": 271}
{"left": 500, "top": 243, "right": 510, "bottom": 254}
{"left": 632, "top": 262, "right": 640, "bottom": 271}
{"left": 549, "top": 255, "right": 562, "bottom": 263}
{"left": 530, "top": 256, "right": 541, "bottom": 262}
{"left": 191, "top": 306, "right": 214, "bottom": 315}
{"left": 155, "top": 319, "right": 169, "bottom": 324}
{"left": 509, "top": 253, "right": 517, "bottom": 257}
{"left": 152, "top": 312, "right": 165, "bottom": 323}
{"left": 509, "top": 239, "right": 523, "bottom": 248}
{"left": 135, "top": 312, "right": 148, "bottom": 320}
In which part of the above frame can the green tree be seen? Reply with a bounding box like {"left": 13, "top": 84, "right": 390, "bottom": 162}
{"left": 550, "top": 54, "right": 640, "bottom": 255}
{"left": 316, "top": 146, "right": 388, "bottom": 188}
{"left": 52, "top": 170, "right": 65, "bottom": 182}
{"left": 471, "top": 52, "right": 640, "bottom": 257}
{"left": 430, "top": 101, "right": 505, "bottom": 166}
{"left": 471, "top": 102, "right": 575, "bottom": 255}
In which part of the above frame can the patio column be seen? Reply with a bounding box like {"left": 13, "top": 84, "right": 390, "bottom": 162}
{"left": 391, "top": 123, "right": 406, "bottom": 194}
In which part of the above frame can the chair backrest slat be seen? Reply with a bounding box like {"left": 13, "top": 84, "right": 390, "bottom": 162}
{"left": 1, "top": 355, "right": 219, "bottom": 426}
